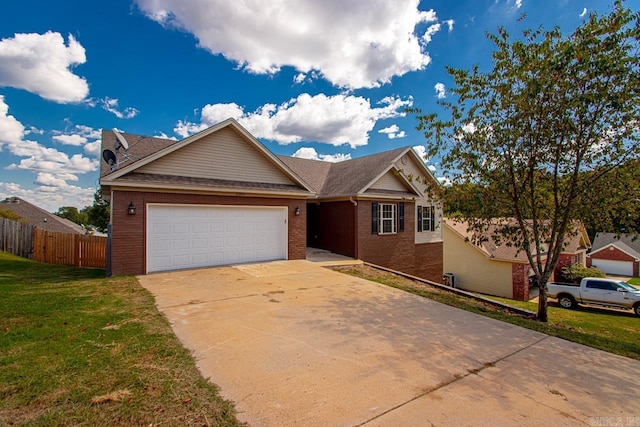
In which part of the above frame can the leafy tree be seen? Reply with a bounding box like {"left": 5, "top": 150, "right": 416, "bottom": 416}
{"left": 412, "top": 2, "right": 640, "bottom": 321}
{"left": 84, "top": 188, "right": 110, "bottom": 233}
{"left": 55, "top": 206, "right": 88, "bottom": 226}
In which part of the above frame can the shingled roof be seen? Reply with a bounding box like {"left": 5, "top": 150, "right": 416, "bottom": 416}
{"left": 591, "top": 233, "right": 640, "bottom": 258}
{"left": 0, "top": 197, "right": 86, "bottom": 234}
{"left": 279, "top": 146, "right": 413, "bottom": 198}
{"left": 445, "top": 218, "right": 590, "bottom": 263}
{"left": 101, "top": 131, "right": 177, "bottom": 178}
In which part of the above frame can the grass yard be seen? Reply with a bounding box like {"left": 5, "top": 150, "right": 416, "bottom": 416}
{"left": 628, "top": 277, "right": 640, "bottom": 287}
{"left": 332, "top": 264, "right": 640, "bottom": 361}
{"left": 0, "top": 252, "right": 241, "bottom": 426}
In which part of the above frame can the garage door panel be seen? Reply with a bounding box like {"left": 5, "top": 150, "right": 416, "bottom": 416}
{"left": 591, "top": 259, "right": 633, "bottom": 276}
{"left": 147, "top": 205, "right": 287, "bottom": 273}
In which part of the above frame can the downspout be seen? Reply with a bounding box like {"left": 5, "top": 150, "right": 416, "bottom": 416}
{"left": 350, "top": 196, "right": 358, "bottom": 258}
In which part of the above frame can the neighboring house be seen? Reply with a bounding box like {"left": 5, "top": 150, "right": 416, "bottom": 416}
{"left": 587, "top": 233, "right": 640, "bottom": 277}
{"left": 99, "top": 118, "right": 443, "bottom": 281}
{"left": 444, "top": 219, "right": 590, "bottom": 300}
{"left": 0, "top": 197, "right": 86, "bottom": 234}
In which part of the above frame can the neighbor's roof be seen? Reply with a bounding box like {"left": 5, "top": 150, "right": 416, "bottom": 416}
{"left": 590, "top": 233, "right": 640, "bottom": 259}
{"left": 444, "top": 218, "right": 589, "bottom": 264}
{"left": 279, "top": 146, "right": 435, "bottom": 199}
{"left": 0, "top": 197, "right": 86, "bottom": 234}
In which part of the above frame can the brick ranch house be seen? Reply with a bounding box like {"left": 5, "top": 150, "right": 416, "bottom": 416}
{"left": 100, "top": 119, "right": 443, "bottom": 281}
{"left": 587, "top": 233, "right": 640, "bottom": 277}
{"left": 444, "top": 219, "right": 591, "bottom": 300}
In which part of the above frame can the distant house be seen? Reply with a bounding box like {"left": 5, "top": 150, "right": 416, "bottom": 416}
{"left": 100, "top": 118, "right": 444, "bottom": 281}
{"left": 444, "top": 219, "right": 590, "bottom": 300}
{"left": 587, "top": 233, "right": 640, "bottom": 277}
{"left": 0, "top": 197, "right": 86, "bottom": 235}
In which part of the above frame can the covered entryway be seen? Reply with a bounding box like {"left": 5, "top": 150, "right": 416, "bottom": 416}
{"left": 591, "top": 259, "right": 634, "bottom": 276}
{"left": 146, "top": 204, "right": 287, "bottom": 272}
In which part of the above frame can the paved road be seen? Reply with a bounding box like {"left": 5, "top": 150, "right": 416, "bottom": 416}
{"left": 138, "top": 260, "right": 640, "bottom": 426}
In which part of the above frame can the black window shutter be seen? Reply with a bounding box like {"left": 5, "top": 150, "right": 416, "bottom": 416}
{"left": 430, "top": 206, "right": 435, "bottom": 231}
{"left": 398, "top": 203, "right": 404, "bottom": 232}
{"left": 372, "top": 202, "right": 379, "bottom": 234}
{"left": 417, "top": 206, "right": 423, "bottom": 232}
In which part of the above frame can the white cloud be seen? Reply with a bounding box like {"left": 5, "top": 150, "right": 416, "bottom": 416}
{"left": 579, "top": 8, "right": 587, "bottom": 17}
{"left": 434, "top": 82, "right": 446, "bottom": 99}
{"left": 0, "top": 32, "right": 88, "bottom": 103}
{"left": 176, "top": 93, "right": 413, "bottom": 148}
{"left": 0, "top": 181, "right": 94, "bottom": 212}
{"left": 291, "top": 147, "right": 351, "bottom": 163}
{"left": 101, "top": 97, "right": 139, "bottom": 119}
{"left": 0, "top": 99, "right": 98, "bottom": 210}
{"left": 412, "top": 145, "right": 437, "bottom": 172}
{"left": 422, "top": 23, "right": 441, "bottom": 44}
{"left": 378, "top": 124, "right": 406, "bottom": 139}
{"left": 136, "top": 0, "right": 445, "bottom": 89}
{"left": 0, "top": 95, "right": 25, "bottom": 145}
{"left": 154, "top": 132, "right": 179, "bottom": 141}
{"left": 293, "top": 73, "right": 306, "bottom": 84}
{"left": 53, "top": 134, "right": 87, "bottom": 146}
{"left": 83, "top": 140, "right": 102, "bottom": 156}
{"left": 443, "top": 19, "right": 455, "bottom": 31}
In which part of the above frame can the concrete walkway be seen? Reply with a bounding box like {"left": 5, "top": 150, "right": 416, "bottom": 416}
{"left": 138, "top": 260, "right": 640, "bottom": 426}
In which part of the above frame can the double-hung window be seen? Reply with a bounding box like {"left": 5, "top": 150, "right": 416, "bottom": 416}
{"left": 371, "top": 202, "right": 403, "bottom": 234}
{"left": 379, "top": 203, "right": 397, "bottom": 234}
{"left": 417, "top": 205, "right": 435, "bottom": 232}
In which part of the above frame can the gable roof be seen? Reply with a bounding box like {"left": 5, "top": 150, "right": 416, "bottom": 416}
{"left": 279, "top": 146, "right": 439, "bottom": 199}
{"left": 591, "top": 232, "right": 640, "bottom": 253}
{"left": 590, "top": 233, "right": 640, "bottom": 259}
{"left": 445, "top": 218, "right": 590, "bottom": 264}
{"left": 0, "top": 197, "right": 86, "bottom": 234}
{"left": 100, "top": 119, "right": 314, "bottom": 195}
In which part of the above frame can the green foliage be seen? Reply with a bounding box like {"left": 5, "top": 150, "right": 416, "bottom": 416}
{"left": 54, "top": 189, "right": 110, "bottom": 233}
{"left": 0, "top": 208, "right": 24, "bottom": 222}
{"left": 561, "top": 263, "right": 606, "bottom": 282}
{"left": 411, "top": 2, "right": 640, "bottom": 321}
{"left": 84, "top": 188, "right": 110, "bottom": 233}
{"left": 55, "top": 206, "right": 88, "bottom": 226}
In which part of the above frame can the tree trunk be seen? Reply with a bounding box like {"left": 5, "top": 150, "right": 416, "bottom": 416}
{"left": 537, "top": 282, "right": 549, "bottom": 322}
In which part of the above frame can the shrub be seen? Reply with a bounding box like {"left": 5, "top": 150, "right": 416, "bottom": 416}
{"left": 561, "top": 263, "right": 606, "bottom": 283}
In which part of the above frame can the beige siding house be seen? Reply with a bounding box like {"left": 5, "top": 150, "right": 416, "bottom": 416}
{"left": 444, "top": 219, "right": 591, "bottom": 301}
{"left": 443, "top": 223, "right": 515, "bottom": 298}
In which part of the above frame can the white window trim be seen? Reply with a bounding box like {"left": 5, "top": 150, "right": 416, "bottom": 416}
{"left": 379, "top": 203, "right": 397, "bottom": 235}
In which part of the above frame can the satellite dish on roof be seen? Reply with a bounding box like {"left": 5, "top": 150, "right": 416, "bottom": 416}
{"left": 102, "top": 149, "right": 118, "bottom": 171}
{"left": 112, "top": 129, "right": 129, "bottom": 150}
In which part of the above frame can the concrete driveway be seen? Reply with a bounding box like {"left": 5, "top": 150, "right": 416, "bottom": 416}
{"left": 138, "top": 260, "right": 640, "bottom": 426}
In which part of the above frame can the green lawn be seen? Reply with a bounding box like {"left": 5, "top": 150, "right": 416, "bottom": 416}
{"left": 627, "top": 277, "right": 640, "bottom": 286}
{"left": 333, "top": 265, "right": 640, "bottom": 361}
{"left": 0, "top": 252, "right": 241, "bottom": 426}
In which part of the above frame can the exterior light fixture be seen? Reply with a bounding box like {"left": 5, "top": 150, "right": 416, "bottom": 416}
{"left": 294, "top": 206, "right": 300, "bottom": 216}
{"left": 128, "top": 202, "right": 136, "bottom": 215}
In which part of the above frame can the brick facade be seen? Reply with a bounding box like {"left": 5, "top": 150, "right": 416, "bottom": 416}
{"left": 356, "top": 200, "right": 443, "bottom": 283}
{"left": 110, "top": 190, "right": 307, "bottom": 276}
{"left": 588, "top": 246, "right": 640, "bottom": 276}
{"left": 511, "top": 263, "right": 529, "bottom": 301}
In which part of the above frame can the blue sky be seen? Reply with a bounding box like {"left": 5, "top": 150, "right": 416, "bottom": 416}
{"left": 0, "top": 0, "right": 620, "bottom": 211}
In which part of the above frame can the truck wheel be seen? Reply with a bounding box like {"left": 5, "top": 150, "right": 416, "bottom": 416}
{"left": 634, "top": 303, "right": 640, "bottom": 318}
{"left": 558, "top": 294, "right": 576, "bottom": 309}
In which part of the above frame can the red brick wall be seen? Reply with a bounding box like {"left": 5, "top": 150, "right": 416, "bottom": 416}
{"left": 311, "top": 201, "right": 356, "bottom": 257}
{"left": 555, "top": 253, "right": 578, "bottom": 282}
{"left": 511, "top": 263, "right": 529, "bottom": 301}
{"left": 110, "top": 190, "right": 306, "bottom": 276}
{"left": 588, "top": 247, "right": 639, "bottom": 276}
{"left": 356, "top": 200, "right": 443, "bottom": 283}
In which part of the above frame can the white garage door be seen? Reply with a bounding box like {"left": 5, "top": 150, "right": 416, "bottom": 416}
{"left": 591, "top": 259, "right": 633, "bottom": 276}
{"left": 147, "top": 204, "right": 287, "bottom": 273}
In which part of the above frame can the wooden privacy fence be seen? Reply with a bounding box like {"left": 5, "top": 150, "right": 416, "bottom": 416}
{"left": 33, "top": 229, "right": 107, "bottom": 268}
{"left": 0, "top": 218, "right": 35, "bottom": 258}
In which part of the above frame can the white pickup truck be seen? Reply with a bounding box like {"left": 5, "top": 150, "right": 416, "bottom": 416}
{"left": 547, "top": 278, "right": 640, "bottom": 317}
